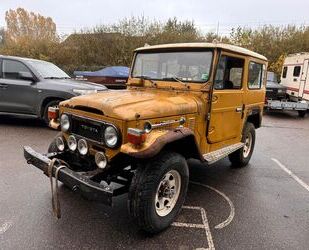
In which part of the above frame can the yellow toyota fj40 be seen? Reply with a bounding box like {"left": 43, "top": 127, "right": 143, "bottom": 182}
{"left": 24, "top": 43, "right": 267, "bottom": 233}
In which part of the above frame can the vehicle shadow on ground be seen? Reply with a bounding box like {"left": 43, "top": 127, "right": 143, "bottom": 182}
{"left": 263, "top": 109, "right": 307, "bottom": 120}
{"left": 0, "top": 115, "right": 46, "bottom": 127}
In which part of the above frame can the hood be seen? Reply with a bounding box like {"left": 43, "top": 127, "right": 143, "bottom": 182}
{"left": 266, "top": 81, "right": 287, "bottom": 90}
{"left": 44, "top": 78, "right": 107, "bottom": 90}
{"left": 61, "top": 89, "right": 199, "bottom": 120}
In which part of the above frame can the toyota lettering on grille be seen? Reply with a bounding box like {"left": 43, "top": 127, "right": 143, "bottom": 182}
{"left": 80, "top": 124, "right": 99, "bottom": 134}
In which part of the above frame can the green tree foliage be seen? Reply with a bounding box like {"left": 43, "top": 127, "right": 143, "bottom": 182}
{"left": 230, "top": 25, "right": 309, "bottom": 75}
{"left": 52, "top": 16, "right": 205, "bottom": 73}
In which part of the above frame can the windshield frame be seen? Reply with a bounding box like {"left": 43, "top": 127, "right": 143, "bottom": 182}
{"left": 130, "top": 48, "right": 214, "bottom": 84}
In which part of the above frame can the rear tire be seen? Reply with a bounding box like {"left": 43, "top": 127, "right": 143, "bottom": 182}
{"left": 128, "top": 151, "right": 189, "bottom": 234}
{"left": 298, "top": 110, "right": 306, "bottom": 118}
{"left": 229, "top": 122, "right": 256, "bottom": 168}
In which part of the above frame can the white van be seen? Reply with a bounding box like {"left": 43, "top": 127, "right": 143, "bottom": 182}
{"left": 281, "top": 52, "right": 309, "bottom": 102}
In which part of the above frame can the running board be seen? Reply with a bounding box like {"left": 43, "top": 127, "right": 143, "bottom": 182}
{"left": 203, "top": 142, "right": 244, "bottom": 165}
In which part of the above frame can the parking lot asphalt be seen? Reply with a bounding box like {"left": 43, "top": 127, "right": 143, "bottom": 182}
{"left": 0, "top": 111, "right": 308, "bottom": 250}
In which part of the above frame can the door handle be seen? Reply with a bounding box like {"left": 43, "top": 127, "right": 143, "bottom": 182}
{"left": 236, "top": 107, "right": 242, "bottom": 112}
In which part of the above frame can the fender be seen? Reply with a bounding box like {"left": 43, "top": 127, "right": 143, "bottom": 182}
{"left": 120, "top": 127, "right": 203, "bottom": 160}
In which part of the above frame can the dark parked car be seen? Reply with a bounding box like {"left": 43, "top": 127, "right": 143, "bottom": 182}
{"left": 266, "top": 71, "right": 287, "bottom": 100}
{"left": 0, "top": 55, "right": 107, "bottom": 123}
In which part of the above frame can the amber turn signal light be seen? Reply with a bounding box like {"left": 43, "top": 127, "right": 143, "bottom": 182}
{"left": 127, "top": 128, "right": 146, "bottom": 145}
{"left": 48, "top": 106, "right": 59, "bottom": 120}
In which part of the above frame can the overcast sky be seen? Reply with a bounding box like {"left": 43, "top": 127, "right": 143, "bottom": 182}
{"left": 1, "top": 0, "right": 309, "bottom": 36}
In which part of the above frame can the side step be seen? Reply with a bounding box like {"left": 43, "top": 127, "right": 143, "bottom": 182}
{"left": 203, "top": 142, "right": 244, "bottom": 165}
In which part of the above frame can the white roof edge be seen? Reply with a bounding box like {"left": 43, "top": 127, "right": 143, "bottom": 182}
{"left": 135, "top": 42, "right": 267, "bottom": 61}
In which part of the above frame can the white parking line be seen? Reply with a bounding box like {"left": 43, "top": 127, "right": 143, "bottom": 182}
{"left": 172, "top": 206, "right": 215, "bottom": 250}
{"left": 0, "top": 221, "right": 12, "bottom": 234}
{"left": 272, "top": 158, "right": 309, "bottom": 192}
{"left": 190, "top": 182, "right": 235, "bottom": 229}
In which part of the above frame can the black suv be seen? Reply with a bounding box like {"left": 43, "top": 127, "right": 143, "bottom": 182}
{"left": 0, "top": 56, "right": 106, "bottom": 123}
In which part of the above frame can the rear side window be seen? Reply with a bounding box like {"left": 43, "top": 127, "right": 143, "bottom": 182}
{"left": 282, "top": 67, "right": 287, "bottom": 78}
{"left": 2, "top": 59, "right": 31, "bottom": 80}
{"left": 293, "top": 66, "right": 301, "bottom": 77}
{"left": 248, "top": 62, "right": 263, "bottom": 89}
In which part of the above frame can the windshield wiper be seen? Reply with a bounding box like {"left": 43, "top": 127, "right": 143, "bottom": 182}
{"left": 162, "top": 77, "right": 187, "bottom": 85}
{"left": 44, "top": 77, "right": 71, "bottom": 79}
{"left": 134, "top": 75, "right": 156, "bottom": 86}
{"left": 44, "top": 77, "right": 61, "bottom": 79}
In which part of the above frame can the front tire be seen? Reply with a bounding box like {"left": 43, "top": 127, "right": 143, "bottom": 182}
{"left": 128, "top": 151, "right": 189, "bottom": 234}
{"left": 229, "top": 122, "right": 256, "bottom": 168}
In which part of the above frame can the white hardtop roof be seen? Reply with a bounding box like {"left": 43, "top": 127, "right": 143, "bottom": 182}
{"left": 135, "top": 42, "right": 267, "bottom": 61}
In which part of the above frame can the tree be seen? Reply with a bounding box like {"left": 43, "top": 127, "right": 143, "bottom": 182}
{"left": 5, "top": 7, "right": 57, "bottom": 42}
{"left": 0, "top": 8, "right": 58, "bottom": 60}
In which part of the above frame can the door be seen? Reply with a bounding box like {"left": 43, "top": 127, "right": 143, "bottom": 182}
{"left": 207, "top": 54, "right": 245, "bottom": 144}
{"left": 0, "top": 59, "right": 37, "bottom": 114}
{"left": 299, "top": 59, "right": 309, "bottom": 99}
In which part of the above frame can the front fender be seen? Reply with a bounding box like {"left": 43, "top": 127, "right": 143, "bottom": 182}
{"left": 120, "top": 127, "right": 203, "bottom": 160}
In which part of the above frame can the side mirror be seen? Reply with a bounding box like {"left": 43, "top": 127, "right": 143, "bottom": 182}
{"left": 19, "top": 71, "right": 35, "bottom": 82}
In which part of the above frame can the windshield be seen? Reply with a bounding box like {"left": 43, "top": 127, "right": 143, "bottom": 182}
{"left": 132, "top": 51, "right": 213, "bottom": 83}
{"left": 27, "top": 60, "right": 70, "bottom": 79}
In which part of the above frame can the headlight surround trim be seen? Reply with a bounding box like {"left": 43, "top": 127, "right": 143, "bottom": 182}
{"left": 104, "top": 125, "right": 120, "bottom": 148}
{"left": 60, "top": 113, "right": 70, "bottom": 132}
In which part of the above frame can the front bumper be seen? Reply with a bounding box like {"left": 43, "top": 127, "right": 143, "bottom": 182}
{"left": 24, "top": 146, "right": 113, "bottom": 205}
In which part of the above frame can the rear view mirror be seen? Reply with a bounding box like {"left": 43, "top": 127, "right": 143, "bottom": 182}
{"left": 19, "top": 71, "right": 35, "bottom": 82}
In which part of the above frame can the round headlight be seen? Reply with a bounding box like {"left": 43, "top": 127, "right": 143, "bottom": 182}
{"left": 104, "top": 126, "right": 118, "bottom": 147}
{"left": 68, "top": 135, "right": 77, "bottom": 151}
{"left": 60, "top": 114, "right": 70, "bottom": 132}
{"left": 56, "top": 137, "right": 65, "bottom": 151}
{"left": 95, "top": 152, "right": 107, "bottom": 169}
{"left": 78, "top": 139, "right": 88, "bottom": 155}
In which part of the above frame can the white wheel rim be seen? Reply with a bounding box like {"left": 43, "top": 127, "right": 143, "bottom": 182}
{"left": 243, "top": 132, "right": 252, "bottom": 158}
{"left": 155, "top": 170, "right": 181, "bottom": 217}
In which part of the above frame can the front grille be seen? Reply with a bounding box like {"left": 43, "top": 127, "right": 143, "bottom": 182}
{"left": 71, "top": 116, "right": 104, "bottom": 143}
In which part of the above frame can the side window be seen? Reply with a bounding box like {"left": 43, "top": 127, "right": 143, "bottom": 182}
{"left": 248, "top": 62, "right": 263, "bottom": 89}
{"left": 2, "top": 59, "right": 31, "bottom": 80}
{"left": 282, "top": 66, "right": 288, "bottom": 78}
{"left": 214, "top": 55, "right": 244, "bottom": 90}
{"left": 293, "top": 66, "right": 301, "bottom": 77}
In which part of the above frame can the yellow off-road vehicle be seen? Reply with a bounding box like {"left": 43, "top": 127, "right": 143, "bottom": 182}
{"left": 24, "top": 43, "right": 267, "bottom": 233}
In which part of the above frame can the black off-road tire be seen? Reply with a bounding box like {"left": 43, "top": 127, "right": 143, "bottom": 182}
{"left": 48, "top": 132, "right": 62, "bottom": 153}
{"left": 298, "top": 110, "right": 306, "bottom": 118}
{"left": 229, "top": 122, "right": 256, "bottom": 168}
{"left": 43, "top": 100, "right": 60, "bottom": 125}
{"left": 128, "top": 151, "right": 189, "bottom": 234}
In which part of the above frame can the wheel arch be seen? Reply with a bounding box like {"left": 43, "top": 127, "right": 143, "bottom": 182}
{"left": 40, "top": 97, "right": 65, "bottom": 118}
{"left": 122, "top": 128, "right": 204, "bottom": 161}
{"left": 245, "top": 107, "right": 262, "bottom": 128}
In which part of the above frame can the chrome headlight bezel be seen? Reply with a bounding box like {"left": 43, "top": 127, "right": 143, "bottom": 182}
{"left": 104, "top": 125, "right": 119, "bottom": 148}
{"left": 60, "top": 114, "right": 70, "bottom": 132}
